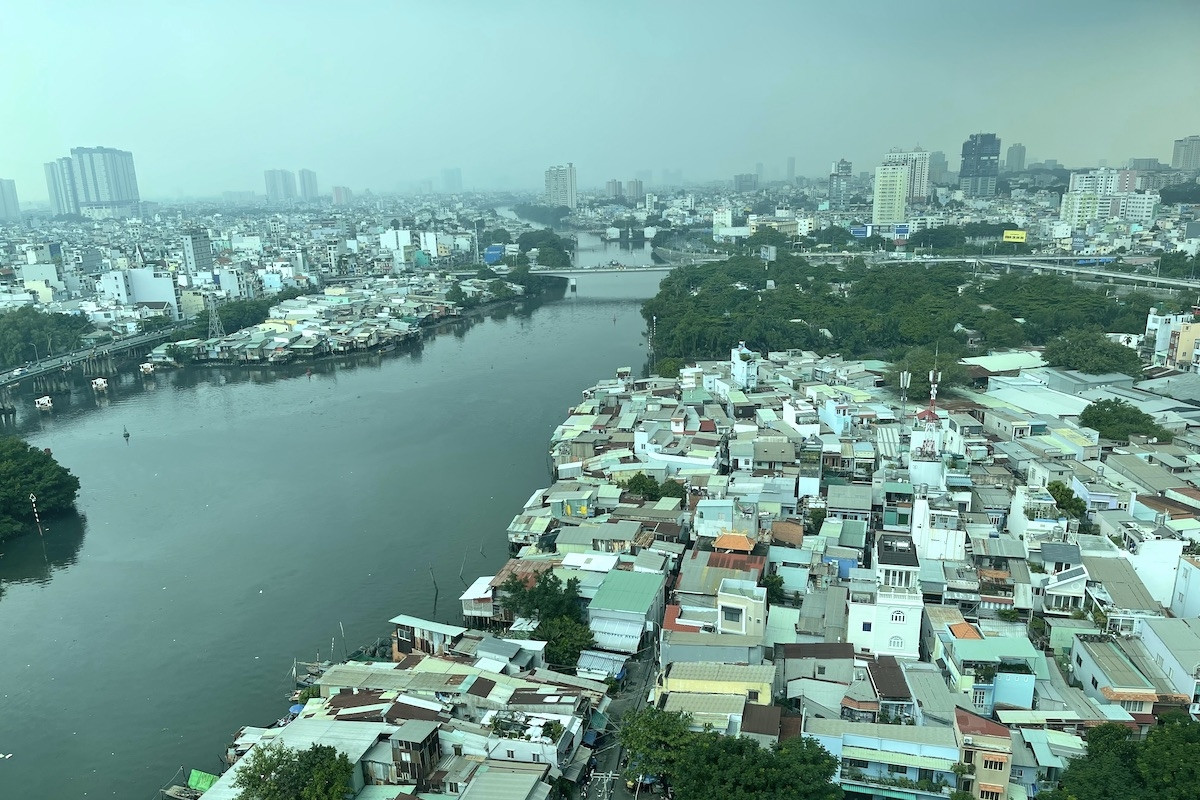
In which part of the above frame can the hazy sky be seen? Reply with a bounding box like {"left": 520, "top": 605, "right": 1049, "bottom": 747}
{"left": 6, "top": 0, "right": 1200, "bottom": 201}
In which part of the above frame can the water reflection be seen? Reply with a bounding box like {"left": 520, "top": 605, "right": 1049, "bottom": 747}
{"left": 0, "top": 512, "right": 87, "bottom": 598}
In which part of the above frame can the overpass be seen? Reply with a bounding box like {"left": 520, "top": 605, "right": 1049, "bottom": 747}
{"left": 0, "top": 328, "right": 178, "bottom": 389}
{"left": 975, "top": 256, "right": 1200, "bottom": 290}
{"left": 531, "top": 265, "right": 675, "bottom": 277}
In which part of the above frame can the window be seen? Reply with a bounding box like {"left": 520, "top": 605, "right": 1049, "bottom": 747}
{"left": 972, "top": 689, "right": 987, "bottom": 709}
{"left": 1075, "top": 654, "right": 1082, "bottom": 667}
{"left": 748, "top": 690, "right": 760, "bottom": 701}
{"left": 981, "top": 791, "right": 1001, "bottom": 800}
{"left": 1012, "top": 769, "right": 1024, "bottom": 780}
{"left": 817, "top": 665, "right": 826, "bottom": 676}
{"left": 963, "top": 750, "right": 974, "bottom": 764}
{"left": 449, "top": 783, "right": 460, "bottom": 794}
{"left": 452, "top": 744, "right": 463, "bottom": 757}
{"left": 531, "top": 754, "right": 541, "bottom": 762}
{"left": 983, "top": 758, "right": 1004, "bottom": 771}
{"left": 1090, "top": 677, "right": 1098, "bottom": 689}
{"left": 1119, "top": 700, "right": 1143, "bottom": 712}
{"left": 862, "top": 622, "right": 873, "bottom": 632}
{"left": 843, "top": 758, "right": 869, "bottom": 770}
{"left": 889, "top": 636, "right": 904, "bottom": 650}
{"left": 891, "top": 610, "right": 906, "bottom": 623}
{"left": 506, "top": 750, "right": 515, "bottom": 759}
{"left": 722, "top": 606, "right": 743, "bottom": 624}
{"left": 888, "top": 764, "right": 907, "bottom": 775}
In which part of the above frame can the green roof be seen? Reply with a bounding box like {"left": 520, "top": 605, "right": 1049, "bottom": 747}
{"left": 590, "top": 570, "right": 663, "bottom": 614}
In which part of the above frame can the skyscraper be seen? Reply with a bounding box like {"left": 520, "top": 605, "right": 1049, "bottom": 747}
{"left": 544, "top": 163, "right": 577, "bottom": 209}
{"left": 828, "top": 159, "right": 852, "bottom": 209}
{"left": 264, "top": 169, "right": 297, "bottom": 202}
{"left": 733, "top": 173, "right": 759, "bottom": 192}
{"left": 182, "top": 230, "right": 214, "bottom": 274}
{"left": 1172, "top": 135, "right": 1200, "bottom": 170}
{"left": 44, "top": 147, "right": 140, "bottom": 217}
{"left": 624, "top": 179, "right": 644, "bottom": 200}
{"left": 872, "top": 164, "right": 909, "bottom": 224}
{"left": 441, "top": 167, "right": 463, "bottom": 193}
{"left": 959, "top": 133, "right": 1001, "bottom": 197}
{"left": 1005, "top": 143, "right": 1026, "bottom": 173}
{"left": 787, "top": 156, "right": 796, "bottom": 183}
{"left": 0, "top": 179, "right": 19, "bottom": 221}
{"left": 928, "top": 151, "right": 948, "bottom": 184}
{"left": 755, "top": 162, "right": 765, "bottom": 184}
{"left": 606, "top": 179, "right": 623, "bottom": 198}
{"left": 331, "top": 186, "right": 353, "bottom": 205}
{"left": 298, "top": 169, "right": 319, "bottom": 201}
{"left": 882, "top": 148, "right": 930, "bottom": 202}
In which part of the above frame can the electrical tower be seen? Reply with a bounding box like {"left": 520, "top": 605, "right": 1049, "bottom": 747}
{"left": 206, "top": 294, "right": 225, "bottom": 339}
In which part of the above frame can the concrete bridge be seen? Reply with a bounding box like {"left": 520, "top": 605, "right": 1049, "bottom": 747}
{"left": 0, "top": 328, "right": 178, "bottom": 389}
{"left": 530, "top": 265, "right": 675, "bottom": 277}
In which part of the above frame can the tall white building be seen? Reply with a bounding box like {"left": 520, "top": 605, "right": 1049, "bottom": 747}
{"left": 872, "top": 164, "right": 909, "bottom": 224}
{"left": 264, "top": 169, "right": 296, "bottom": 202}
{"left": 298, "top": 169, "right": 318, "bottom": 201}
{"left": 44, "top": 147, "right": 140, "bottom": 217}
{"left": 182, "top": 231, "right": 214, "bottom": 274}
{"left": 882, "top": 148, "right": 930, "bottom": 202}
{"left": 1171, "top": 135, "right": 1200, "bottom": 170}
{"left": 544, "top": 163, "right": 577, "bottom": 209}
{"left": 0, "top": 179, "right": 18, "bottom": 221}
{"left": 1069, "top": 168, "right": 1137, "bottom": 195}
{"left": 845, "top": 534, "right": 923, "bottom": 660}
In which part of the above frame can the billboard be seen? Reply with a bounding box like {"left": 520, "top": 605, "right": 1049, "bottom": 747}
{"left": 1002, "top": 230, "right": 1027, "bottom": 243}
{"left": 483, "top": 245, "right": 505, "bottom": 265}
{"left": 894, "top": 224, "right": 910, "bottom": 236}
{"left": 759, "top": 245, "right": 777, "bottom": 262}
{"left": 850, "top": 226, "right": 868, "bottom": 238}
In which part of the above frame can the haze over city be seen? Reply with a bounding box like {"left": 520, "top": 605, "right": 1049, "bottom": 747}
{"left": 6, "top": 0, "right": 1200, "bottom": 200}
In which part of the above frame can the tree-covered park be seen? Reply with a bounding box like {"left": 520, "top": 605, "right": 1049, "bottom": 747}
{"left": 0, "top": 437, "right": 81, "bottom": 541}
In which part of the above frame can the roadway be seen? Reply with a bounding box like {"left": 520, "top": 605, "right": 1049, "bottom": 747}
{"left": 0, "top": 328, "right": 178, "bottom": 389}
{"left": 975, "top": 256, "right": 1200, "bottom": 290}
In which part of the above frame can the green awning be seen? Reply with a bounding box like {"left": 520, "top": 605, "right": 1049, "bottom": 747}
{"left": 589, "top": 710, "right": 609, "bottom": 732}
{"left": 188, "top": 770, "right": 219, "bottom": 791}
{"left": 842, "top": 746, "right": 956, "bottom": 771}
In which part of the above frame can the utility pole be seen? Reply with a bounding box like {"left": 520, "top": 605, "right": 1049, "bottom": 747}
{"left": 899, "top": 370, "right": 911, "bottom": 425}
{"left": 29, "top": 493, "right": 43, "bottom": 537}
{"left": 206, "top": 294, "right": 225, "bottom": 339}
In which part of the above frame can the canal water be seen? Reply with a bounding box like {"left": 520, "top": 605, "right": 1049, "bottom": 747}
{"left": 495, "top": 206, "right": 657, "bottom": 268}
{"left": 0, "top": 271, "right": 663, "bottom": 798}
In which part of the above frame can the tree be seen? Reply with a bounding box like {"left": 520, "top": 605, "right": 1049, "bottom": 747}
{"left": 671, "top": 733, "right": 842, "bottom": 800}
{"left": 1080, "top": 399, "right": 1173, "bottom": 443}
{"left": 653, "top": 356, "right": 683, "bottom": 378}
{"left": 623, "top": 472, "right": 662, "bottom": 500}
{"left": 806, "top": 508, "right": 827, "bottom": 536}
{"left": 1047, "top": 481, "right": 1087, "bottom": 520}
{"left": 1136, "top": 713, "right": 1200, "bottom": 800}
{"left": 0, "top": 306, "right": 95, "bottom": 369}
{"left": 762, "top": 573, "right": 787, "bottom": 605}
{"left": 535, "top": 615, "right": 595, "bottom": 670}
{"left": 657, "top": 479, "right": 687, "bottom": 499}
{"left": 1043, "top": 329, "right": 1144, "bottom": 376}
{"left": 887, "top": 345, "right": 969, "bottom": 399}
{"left": 0, "top": 436, "right": 81, "bottom": 541}
{"left": 617, "top": 708, "right": 694, "bottom": 785}
{"left": 233, "top": 742, "right": 353, "bottom": 800}
{"left": 500, "top": 569, "right": 583, "bottom": 623}
{"left": 1053, "top": 723, "right": 1144, "bottom": 800}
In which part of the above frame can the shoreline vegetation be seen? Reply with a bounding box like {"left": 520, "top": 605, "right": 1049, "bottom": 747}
{"left": 0, "top": 436, "right": 80, "bottom": 542}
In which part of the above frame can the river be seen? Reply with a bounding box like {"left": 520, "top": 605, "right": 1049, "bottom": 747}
{"left": 495, "top": 206, "right": 657, "bottom": 268}
{"left": 0, "top": 270, "right": 663, "bottom": 798}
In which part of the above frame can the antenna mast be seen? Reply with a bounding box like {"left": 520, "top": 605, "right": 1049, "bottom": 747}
{"left": 206, "top": 294, "right": 226, "bottom": 339}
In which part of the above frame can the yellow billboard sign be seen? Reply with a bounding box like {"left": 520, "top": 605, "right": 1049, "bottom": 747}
{"left": 1003, "top": 230, "right": 1027, "bottom": 243}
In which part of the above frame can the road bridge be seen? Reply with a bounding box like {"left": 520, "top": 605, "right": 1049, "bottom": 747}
{"left": 0, "top": 328, "right": 178, "bottom": 389}
{"left": 531, "top": 266, "right": 674, "bottom": 277}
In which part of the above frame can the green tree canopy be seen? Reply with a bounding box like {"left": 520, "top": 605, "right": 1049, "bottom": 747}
{"left": 1043, "top": 329, "right": 1144, "bottom": 376}
{"left": 534, "top": 615, "right": 594, "bottom": 670}
{"left": 0, "top": 306, "right": 94, "bottom": 369}
{"left": 1046, "top": 481, "right": 1087, "bottom": 520}
{"left": 616, "top": 708, "right": 694, "bottom": 785}
{"left": 232, "top": 741, "right": 353, "bottom": 800}
{"left": 671, "top": 733, "right": 842, "bottom": 800}
{"left": 1136, "top": 713, "right": 1200, "bottom": 800}
{"left": 620, "top": 472, "right": 686, "bottom": 501}
{"left": 1079, "top": 399, "right": 1173, "bottom": 443}
{"left": 886, "top": 345, "right": 969, "bottom": 400}
{"left": 500, "top": 569, "right": 583, "bottom": 624}
{"left": 0, "top": 437, "right": 81, "bottom": 541}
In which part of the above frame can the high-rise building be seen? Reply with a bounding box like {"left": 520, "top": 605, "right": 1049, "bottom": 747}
{"left": 928, "top": 151, "right": 949, "bottom": 184}
{"left": 298, "top": 169, "right": 319, "bottom": 201}
{"left": 1069, "top": 168, "right": 1138, "bottom": 195}
{"left": 264, "top": 169, "right": 297, "bottom": 202}
{"left": 872, "top": 164, "right": 909, "bottom": 224}
{"left": 544, "top": 163, "right": 577, "bottom": 209}
{"left": 624, "top": 179, "right": 644, "bottom": 200}
{"left": 959, "top": 133, "right": 1001, "bottom": 197}
{"left": 0, "top": 179, "right": 19, "bottom": 221}
{"left": 787, "top": 156, "right": 796, "bottom": 183}
{"left": 331, "top": 186, "right": 353, "bottom": 205}
{"left": 1005, "top": 143, "right": 1026, "bottom": 173}
{"left": 44, "top": 147, "right": 140, "bottom": 217}
{"left": 606, "top": 179, "right": 623, "bottom": 198}
{"left": 441, "top": 167, "right": 463, "bottom": 194}
{"left": 882, "top": 148, "right": 930, "bottom": 202}
{"left": 1173, "top": 135, "right": 1200, "bottom": 170}
{"left": 1128, "top": 158, "right": 1163, "bottom": 171}
{"left": 755, "top": 162, "right": 765, "bottom": 184}
{"left": 828, "top": 159, "right": 852, "bottom": 209}
{"left": 181, "top": 230, "right": 213, "bottom": 274}
{"left": 733, "top": 173, "right": 759, "bottom": 192}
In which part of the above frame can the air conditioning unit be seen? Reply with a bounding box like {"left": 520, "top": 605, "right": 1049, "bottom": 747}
{"left": 963, "top": 736, "right": 974, "bottom": 745}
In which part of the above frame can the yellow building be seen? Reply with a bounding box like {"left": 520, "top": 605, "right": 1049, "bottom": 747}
{"left": 955, "top": 708, "right": 1014, "bottom": 800}
{"left": 656, "top": 662, "right": 775, "bottom": 705}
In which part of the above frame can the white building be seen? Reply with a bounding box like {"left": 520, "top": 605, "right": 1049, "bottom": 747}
{"left": 182, "top": 231, "right": 213, "bottom": 275}
{"left": 0, "top": 178, "right": 19, "bottom": 220}
{"left": 882, "top": 149, "right": 930, "bottom": 202}
{"left": 872, "top": 164, "right": 908, "bottom": 225}
{"left": 544, "top": 163, "right": 577, "bottom": 210}
{"left": 845, "top": 534, "right": 923, "bottom": 660}
{"left": 730, "top": 342, "right": 759, "bottom": 390}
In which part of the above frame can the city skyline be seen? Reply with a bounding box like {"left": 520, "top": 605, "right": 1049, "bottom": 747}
{"left": 3, "top": 1, "right": 1200, "bottom": 201}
